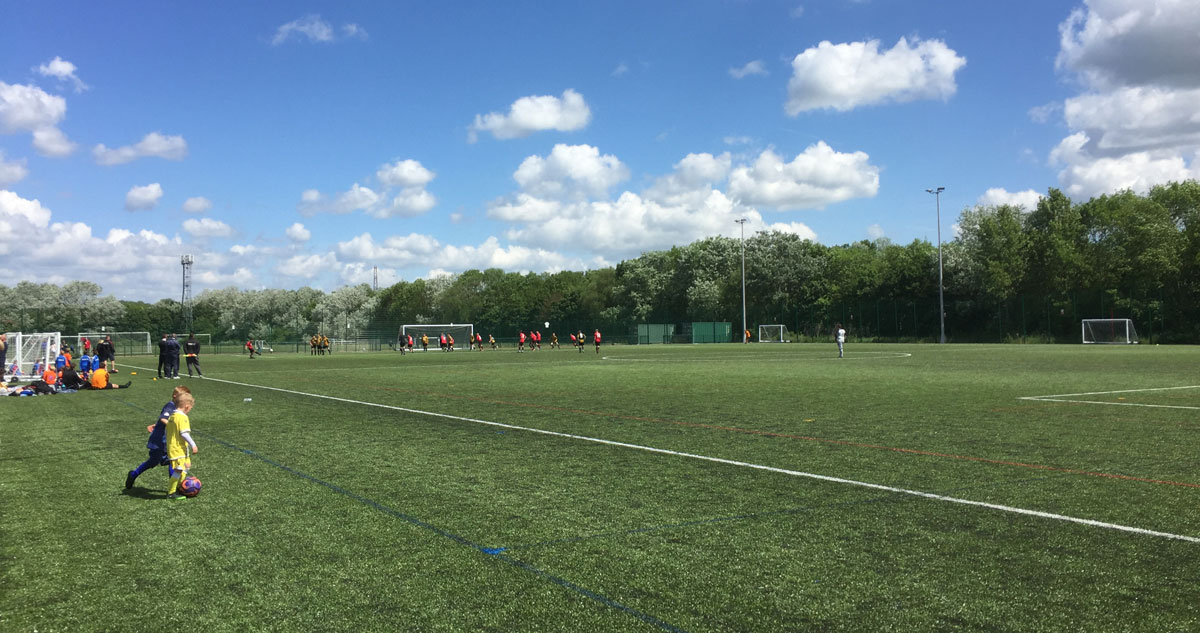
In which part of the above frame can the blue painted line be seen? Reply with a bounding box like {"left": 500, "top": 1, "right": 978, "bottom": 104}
{"left": 103, "top": 390, "right": 688, "bottom": 633}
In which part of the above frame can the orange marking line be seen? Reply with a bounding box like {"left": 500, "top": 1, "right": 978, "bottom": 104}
{"left": 378, "top": 388, "right": 1200, "bottom": 489}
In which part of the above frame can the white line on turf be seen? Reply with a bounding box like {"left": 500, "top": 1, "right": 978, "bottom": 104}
{"left": 132, "top": 364, "right": 1200, "bottom": 545}
{"left": 1018, "top": 385, "right": 1200, "bottom": 411}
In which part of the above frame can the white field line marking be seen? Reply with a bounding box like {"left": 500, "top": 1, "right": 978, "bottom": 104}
{"left": 602, "top": 352, "right": 912, "bottom": 362}
{"left": 1019, "top": 385, "right": 1200, "bottom": 411}
{"left": 130, "top": 364, "right": 1200, "bottom": 545}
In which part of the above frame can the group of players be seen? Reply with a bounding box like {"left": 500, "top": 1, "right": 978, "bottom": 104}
{"left": 395, "top": 329, "right": 603, "bottom": 354}
{"left": 308, "top": 334, "right": 332, "bottom": 355}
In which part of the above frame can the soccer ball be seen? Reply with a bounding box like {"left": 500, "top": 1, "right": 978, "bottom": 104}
{"left": 180, "top": 475, "right": 202, "bottom": 497}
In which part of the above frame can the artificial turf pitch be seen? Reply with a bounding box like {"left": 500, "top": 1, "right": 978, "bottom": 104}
{"left": 2, "top": 343, "right": 1198, "bottom": 632}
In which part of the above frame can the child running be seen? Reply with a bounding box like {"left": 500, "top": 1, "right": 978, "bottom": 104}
{"left": 164, "top": 390, "right": 199, "bottom": 500}
{"left": 126, "top": 385, "right": 191, "bottom": 490}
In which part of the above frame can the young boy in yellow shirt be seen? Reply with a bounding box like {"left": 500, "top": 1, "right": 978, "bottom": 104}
{"left": 164, "top": 391, "right": 199, "bottom": 500}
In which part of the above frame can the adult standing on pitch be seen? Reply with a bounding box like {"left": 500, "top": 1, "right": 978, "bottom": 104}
{"left": 165, "top": 334, "right": 181, "bottom": 379}
{"left": 835, "top": 323, "right": 846, "bottom": 358}
{"left": 184, "top": 333, "right": 203, "bottom": 377}
{"left": 0, "top": 334, "right": 7, "bottom": 381}
{"left": 99, "top": 334, "right": 118, "bottom": 374}
{"left": 157, "top": 334, "right": 168, "bottom": 378}
{"left": 593, "top": 329, "right": 602, "bottom": 353}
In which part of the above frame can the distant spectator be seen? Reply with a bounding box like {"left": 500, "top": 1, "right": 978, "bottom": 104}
{"left": 184, "top": 333, "right": 203, "bottom": 377}
{"left": 165, "top": 334, "right": 181, "bottom": 378}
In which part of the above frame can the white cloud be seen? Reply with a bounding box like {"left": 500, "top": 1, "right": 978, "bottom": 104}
{"left": 35, "top": 56, "right": 88, "bottom": 92}
{"left": 612, "top": 63, "right": 629, "bottom": 77}
{"left": 727, "top": 144, "right": 879, "bottom": 210}
{"left": 513, "top": 143, "right": 629, "bottom": 199}
{"left": 342, "top": 23, "right": 368, "bottom": 40}
{"left": 335, "top": 232, "right": 581, "bottom": 274}
{"left": 866, "top": 223, "right": 885, "bottom": 240}
{"left": 375, "top": 188, "right": 436, "bottom": 218}
{"left": 469, "top": 89, "right": 592, "bottom": 142}
{"left": 977, "top": 188, "right": 1043, "bottom": 211}
{"left": 275, "top": 252, "right": 339, "bottom": 279}
{"left": 183, "top": 217, "right": 234, "bottom": 238}
{"left": 125, "top": 183, "right": 164, "bottom": 211}
{"left": 1049, "top": 0, "right": 1200, "bottom": 198}
{"left": 272, "top": 15, "right": 334, "bottom": 45}
{"left": 93, "top": 132, "right": 188, "bottom": 165}
{"left": 1057, "top": 0, "right": 1200, "bottom": 90}
{"left": 0, "top": 151, "right": 28, "bottom": 185}
{"left": 644, "top": 152, "right": 732, "bottom": 206}
{"left": 182, "top": 196, "right": 212, "bottom": 213}
{"left": 786, "top": 37, "right": 966, "bottom": 114}
{"left": 376, "top": 159, "right": 435, "bottom": 188}
{"left": 0, "top": 81, "right": 75, "bottom": 156}
{"left": 790, "top": 5, "right": 805, "bottom": 19}
{"left": 0, "top": 189, "right": 52, "bottom": 231}
{"left": 286, "top": 222, "right": 311, "bottom": 242}
{"left": 729, "top": 60, "right": 768, "bottom": 79}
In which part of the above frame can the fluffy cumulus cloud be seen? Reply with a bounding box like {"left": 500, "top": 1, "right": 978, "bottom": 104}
{"left": 977, "top": 188, "right": 1044, "bottom": 211}
{"left": 786, "top": 37, "right": 966, "bottom": 114}
{"left": 0, "top": 81, "right": 75, "bottom": 156}
{"left": 335, "top": 232, "right": 582, "bottom": 275}
{"left": 272, "top": 15, "right": 334, "bottom": 45}
{"left": 183, "top": 217, "right": 234, "bottom": 238}
{"left": 285, "top": 222, "right": 311, "bottom": 242}
{"left": 93, "top": 132, "right": 188, "bottom": 165}
{"left": 1050, "top": 0, "right": 1200, "bottom": 198}
{"left": 35, "top": 56, "right": 88, "bottom": 92}
{"left": 299, "top": 158, "right": 436, "bottom": 219}
{"left": 513, "top": 144, "right": 629, "bottom": 199}
{"left": 0, "top": 189, "right": 206, "bottom": 297}
{"left": 125, "top": 183, "right": 163, "bottom": 211}
{"left": 469, "top": 89, "right": 592, "bottom": 142}
{"left": 0, "top": 151, "right": 28, "bottom": 185}
{"left": 182, "top": 196, "right": 212, "bottom": 213}
{"left": 727, "top": 144, "right": 879, "bottom": 210}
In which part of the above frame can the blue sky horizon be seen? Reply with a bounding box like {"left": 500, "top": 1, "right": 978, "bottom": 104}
{"left": 2, "top": 1, "right": 1197, "bottom": 302}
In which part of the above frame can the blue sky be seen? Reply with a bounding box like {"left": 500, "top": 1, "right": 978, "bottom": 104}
{"left": 2, "top": 1, "right": 1198, "bottom": 302}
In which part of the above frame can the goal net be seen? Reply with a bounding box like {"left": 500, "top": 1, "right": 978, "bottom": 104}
{"left": 758, "top": 324, "right": 791, "bottom": 343}
{"left": 401, "top": 324, "right": 474, "bottom": 350}
{"left": 77, "top": 331, "right": 153, "bottom": 356}
{"left": 3, "top": 331, "right": 61, "bottom": 380}
{"left": 1081, "top": 319, "right": 1139, "bottom": 344}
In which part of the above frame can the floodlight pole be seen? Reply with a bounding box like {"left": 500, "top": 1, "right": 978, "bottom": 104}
{"left": 926, "top": 187, "right": 946, "bottom": 344}
{"left": 735, "top": 218, "right": 748, "bottom": 343}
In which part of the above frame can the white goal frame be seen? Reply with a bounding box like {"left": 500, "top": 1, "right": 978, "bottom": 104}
{"left": 78, "top": 331, "right": 153, "bottom": 355}
{"left": 758, "top": 324, "right": 791, "bottom": 343}
{"left": 3, "top": 331, "right": 61, "bottom": 381}
{"left": 1081, "top": 319, "right": 1139, "bottom": 344}
{"left": 401, "top": 324, "right": 475, "bottom": 350}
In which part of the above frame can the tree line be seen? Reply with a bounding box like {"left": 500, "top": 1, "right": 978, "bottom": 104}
{"left": 3, "top": 181, "right": 1197, "bottom": 343}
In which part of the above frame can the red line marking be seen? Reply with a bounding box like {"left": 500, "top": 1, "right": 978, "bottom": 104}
{"left": 373, "top": 387, "right": 1200, "bottom": 489}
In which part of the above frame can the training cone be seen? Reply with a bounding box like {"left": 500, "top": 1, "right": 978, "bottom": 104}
{"left": 131, "top": 372, "right": 137, "bottom": 375}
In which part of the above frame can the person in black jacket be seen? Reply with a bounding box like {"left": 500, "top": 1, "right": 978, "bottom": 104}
{"left": 184, "top": 333, "right": 203, "bottom": 377}
{"left": 157, "top": 334, "right": 168, "bottom": 378}
{"left": 165, "top": 334, "right": 181, "bottom": 379}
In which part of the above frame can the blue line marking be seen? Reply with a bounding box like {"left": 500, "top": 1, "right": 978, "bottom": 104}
{"left": 104, "top": 394, "right": 686, "bottom": 632}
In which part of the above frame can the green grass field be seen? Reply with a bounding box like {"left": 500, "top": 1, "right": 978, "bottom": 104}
{"left": 3, "top": 343, "right": 1199, "bottom": 632}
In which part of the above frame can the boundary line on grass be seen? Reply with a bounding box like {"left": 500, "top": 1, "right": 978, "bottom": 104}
{"left": 1018, "top": 385, "right": 1200, "bottom": 411}
{"left": 105, "top": 388, "right": 688, "bottom": 633}
{"left": 150, "top": 368, "right": 1200, "bottom": 545}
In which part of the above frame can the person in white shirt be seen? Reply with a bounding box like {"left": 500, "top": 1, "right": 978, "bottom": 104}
{"left": 835, "top": 323, "right": 846, "bottom": 358}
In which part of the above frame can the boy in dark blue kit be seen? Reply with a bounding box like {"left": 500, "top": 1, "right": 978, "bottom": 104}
{"left": 125, "top": 385, "right": 191, "bottom": 490}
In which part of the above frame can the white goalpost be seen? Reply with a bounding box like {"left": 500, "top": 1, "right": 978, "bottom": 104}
{"left": 77, "top": 331, "right": 153, "bottom": 355}
{"left": 1081, "top": 319, "right": 1139, "bottom": 344}
{"left": 3, "top": 331, "right": 61, "bottom": 381}
{"left": 758, "top": 324, "right": 791, "bottom": 343}
{"left": 400, "top": 324, "right": 475, "bottom": 350}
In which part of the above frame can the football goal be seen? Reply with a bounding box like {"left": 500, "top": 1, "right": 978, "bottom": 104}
{"left": 1081, "top": 319, "right": 1139, "bottom": 344}
{"left": 400, "top": 324, "right": 474, "bottom": 350}
{"left": 758, "top": 324, "right": 791, "bottom": 343}
{"left": 3, "top": 331, "right": 61, "bottom": 380}
{"left": 77, "top": 331, "right": 153, "bottom": 356}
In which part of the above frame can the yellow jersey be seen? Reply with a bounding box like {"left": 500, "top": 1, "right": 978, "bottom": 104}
{"left": 165, "top": 410, "right": 193, "bottom": 461}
